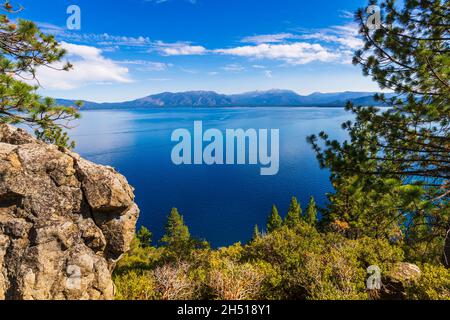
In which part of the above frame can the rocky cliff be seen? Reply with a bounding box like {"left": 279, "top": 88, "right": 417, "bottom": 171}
{"left": 0, "top": 124, "right": 139, "bottom": 300}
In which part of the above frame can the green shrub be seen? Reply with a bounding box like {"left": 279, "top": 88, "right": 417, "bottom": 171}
{"left": 405, "top": 264, "right": 450, "bottom": 300}
{"left": 114, "top": 270, "right": 156, "bottom": 300}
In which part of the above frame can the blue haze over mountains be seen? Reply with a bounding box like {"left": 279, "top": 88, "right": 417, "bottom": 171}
{"left": 57, "top": 90, "right": 394, "bottom": 109}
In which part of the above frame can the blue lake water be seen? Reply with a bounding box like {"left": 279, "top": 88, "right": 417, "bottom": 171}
{"left": 70, "top": 107, "right": 350, "bottom": 247}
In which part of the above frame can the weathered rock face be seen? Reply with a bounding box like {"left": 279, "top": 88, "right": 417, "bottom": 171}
{"left": 0, "top": 125, "right": 139, "bottom": 300}
{"left": 381, "top": 263, "right": 422, "bottom": 300}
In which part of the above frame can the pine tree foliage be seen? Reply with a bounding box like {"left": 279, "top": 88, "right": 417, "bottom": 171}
{"left": 137, "top": 226, "right": 152, "bottom": 248}
{"left": 284, "top": 197, "right": 302, "bottom": 228}
{"left": 161, "top": 208, "right": 192, "bottom": 253}
{"left": 308, "top": 0, "right": 449, "bottom": 265}
{"left": 304, "top": 196, "right": 318, "bottom": 226}
{"left": 0, "top": 1, "right": 80, "bottom": 148}
{"left": 266, "top": 205, "right": 283, "bottom": 233}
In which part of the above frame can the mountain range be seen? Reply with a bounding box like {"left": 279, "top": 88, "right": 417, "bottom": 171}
{"left": 56, "top": 89, "right": 392, "bottom": 110}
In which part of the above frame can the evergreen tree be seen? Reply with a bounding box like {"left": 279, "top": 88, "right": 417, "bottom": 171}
{"left": 304, "top": 196, "right": 318, "bottom": 226}
{"left": 253, "top": 224, "right": 260, "bottom": 240}
{"left": 0, "top": 2, "right": 81, "bottom": 148}
{"left": 284, "top": 197, "right": 302, "bottom": 228}
{"left": 266, "top": 205, "right": 283, "bottom": 233}
{"left": 136, "top": 226, "right": 152, "bottom": 248}
{"left": 308, "top": 0, "right": 449, "bottom": 264}
{"left": 161, "top": 208, "right": 192, "bottom": 253}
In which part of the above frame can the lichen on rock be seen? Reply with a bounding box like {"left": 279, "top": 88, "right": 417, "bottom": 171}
{"left": 0, "top": 124, "right": 139, "bottom": 300}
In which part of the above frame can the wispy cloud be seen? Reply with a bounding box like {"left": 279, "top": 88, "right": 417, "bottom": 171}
{"left": 38, "top": 23, "right": 153, "bottom": 48}
{"left": 154, "top": 41, "right": 208, "bottom": 56}
{"left": 78, "top": 34, "right": 152, "bottom": 47}
{"left": 339, "top": 10, "right": 355, "bottom": 19}
{"left": 37, "top": 22, "right": 66, "bottom": 34}
{"left": 222, "top": 64, "right": 246, "bottom": 72}
{"left": 118, "top": 60, "right": 172, "bottom": 71}
{"left": 179, "top": 66, "right": 199, "bottom": 74}
{"left": 241, "top": 33, "right": 296, "bottom": 44}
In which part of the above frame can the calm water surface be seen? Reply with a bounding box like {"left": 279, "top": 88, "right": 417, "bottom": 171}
{"left": 71, "top": 107, "right": 350, "bottom": 247}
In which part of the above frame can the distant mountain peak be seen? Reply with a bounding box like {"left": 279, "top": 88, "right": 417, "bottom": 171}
{"left": 240, "top": 89, "right": 298, "bottom": 95}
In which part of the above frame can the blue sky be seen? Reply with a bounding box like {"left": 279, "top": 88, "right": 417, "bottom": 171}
{"left": 15, "top": 0, "right": 382, "bottom": 102}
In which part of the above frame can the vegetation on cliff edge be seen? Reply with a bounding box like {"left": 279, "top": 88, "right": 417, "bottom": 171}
{"left": 114, "top": 203, "right": 449, "bottom": 300}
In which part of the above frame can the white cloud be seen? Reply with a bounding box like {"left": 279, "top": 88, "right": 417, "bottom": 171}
{"left": 162, "top": 45, "right": 206, "bottom": 55}
{"left": 215, "top": 43, "right": 340, "bottom": 65}
{"left": 61, "top": 42, "right": 102, "bottom": 59}
{"left": 155, "top": 41, "right": 207, "bottom": 56}
{"left": 241, "top": 33, "right": 295, "bottom": 44}
{"left": 31, "top": 42, "right": 132, "bottom": 90}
